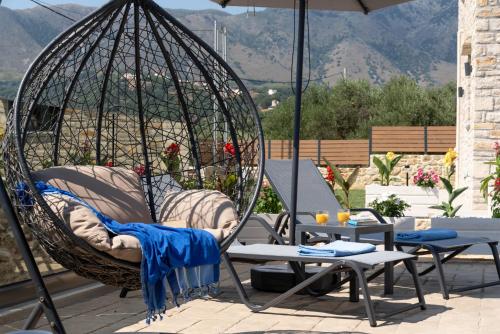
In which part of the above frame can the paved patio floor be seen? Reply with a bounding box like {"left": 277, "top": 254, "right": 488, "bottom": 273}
{"left": 2, "top": 260, "right": 500, "bottom": 334}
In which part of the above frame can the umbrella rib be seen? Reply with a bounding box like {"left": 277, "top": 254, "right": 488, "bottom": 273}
{"left": 356, "top": 0, "right": 369, "bottom": 14}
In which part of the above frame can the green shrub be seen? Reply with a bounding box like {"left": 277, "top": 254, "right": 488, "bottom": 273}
{"left": 369, "top": 194, "right": 410, "bottom": 217}
{"left": 254, "top": 186, "right": 283, "bottom": 214}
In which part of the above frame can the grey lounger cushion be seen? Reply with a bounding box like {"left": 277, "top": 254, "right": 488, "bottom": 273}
{"left": 228, "top": 244, "right": 415, "bottom": 269}
{"left": 395, "top": 236, "right": 493, "bottom": 250}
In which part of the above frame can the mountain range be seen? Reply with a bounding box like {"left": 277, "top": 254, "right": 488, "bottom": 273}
{"left": 0, "top": 0, "right": 457, "bottom": 96}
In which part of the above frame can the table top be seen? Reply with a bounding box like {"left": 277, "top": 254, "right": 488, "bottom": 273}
{"left": 295, "top": 222, "right": 394, "bottom": 234}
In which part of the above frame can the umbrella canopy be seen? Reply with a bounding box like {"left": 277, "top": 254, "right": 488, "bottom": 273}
{"left": 212, "top": 0, "right": 413, "bottom": 245}
{"left": 213, "top": 0, "right": 410, "bottom": 13}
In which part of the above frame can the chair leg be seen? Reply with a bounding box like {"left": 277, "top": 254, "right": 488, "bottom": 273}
{"left": 404, "top": 259, "right": 427, "bottom": 310}
{"left": 222, "top": 253, "right": 343, "bottom": 312}
{"left": 119, "top": 288, "right": 129, "bottom": 298}
{"left": 352, "top": 266, "right": 377, "bottom": 327}
{"left": 23, "top": 303, "right": 44, "bottom": 330}
{"left": 430, "top": 249, "right": 449, "bottom": 299}
{"left": 349, "top": 272, "right": 359, "bottom": 302}
{"left": 489, "top": 242, "right": 500, "bottom": 280}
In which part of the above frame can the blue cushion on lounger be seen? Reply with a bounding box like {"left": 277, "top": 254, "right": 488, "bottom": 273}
{"left": 396, "top": 229, "right": 458, "bottom": 242}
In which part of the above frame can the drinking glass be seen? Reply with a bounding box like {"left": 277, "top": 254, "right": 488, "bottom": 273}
{"left": 337, "top": 211, "right": 350, "bottom": 226}
{"left": 315, "top": 210, "right": 329, "bottom": 225}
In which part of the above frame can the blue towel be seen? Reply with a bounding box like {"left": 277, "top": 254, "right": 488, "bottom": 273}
{"left": 18, "top": 182, "right": 220, "bottom": 323}
{"left": 298, "top": 240, "right": 376, "bottom": 257}
{"left": 396, "top": 228, "right": 458, "bottom": 242}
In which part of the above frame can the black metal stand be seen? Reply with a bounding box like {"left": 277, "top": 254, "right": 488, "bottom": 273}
{"left": 0, "top": 178, "right": 66, "bottom": 333}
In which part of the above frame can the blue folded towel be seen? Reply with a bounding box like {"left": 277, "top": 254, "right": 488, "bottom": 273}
{"left": 298, "top": 240, "right": 376, "bottom": 257}
{"left": 396, "top": 229, "right": 458, "bottom": 242}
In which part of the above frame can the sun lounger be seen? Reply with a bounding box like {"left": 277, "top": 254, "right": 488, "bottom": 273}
{"left": 264, "top": 159, "right": 500, "bottom": 300}
{"left": 224, "top": 244, "right": 426, "bottom": 327}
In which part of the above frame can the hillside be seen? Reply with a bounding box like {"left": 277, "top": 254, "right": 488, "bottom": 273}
{"left": 0, "top": 0, "right": 457, "bottom": 97}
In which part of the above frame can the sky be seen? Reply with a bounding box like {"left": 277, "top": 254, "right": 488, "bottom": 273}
{"left": 0, "top": 0, "right": 253, "bottom": 14}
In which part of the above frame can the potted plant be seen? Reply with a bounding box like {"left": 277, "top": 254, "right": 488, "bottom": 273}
{"left": 368, "top": 194, "right": 412, "bottom": 225}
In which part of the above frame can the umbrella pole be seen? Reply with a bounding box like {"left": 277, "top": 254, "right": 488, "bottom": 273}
{"left": 289, "top": 0, "right": 306, "bottom": 245}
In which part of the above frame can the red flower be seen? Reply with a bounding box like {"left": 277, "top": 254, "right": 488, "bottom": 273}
{"left": 133, "top": 164, "right": 145, "bottom": 176}
{"left": 224, "top": 143, "right": 236, "bottom": 156}
{"left": 104, "top": 161, "right": 113, "bottom": 167}
{"left": 165, "top": 143, "right": 180, "bottom": 156}
{"left": 326, "top": 165, "right": 335, "bottom": 183}
{"left": 495, "top": 177, "right": 500, "bottom": 192}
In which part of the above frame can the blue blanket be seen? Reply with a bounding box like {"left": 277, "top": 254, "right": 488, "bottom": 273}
{"left": 396, "top": 229, "right": 458, "bottom": 242}
{"left": 298, "top": 240, "right": 376, "bottom": 257}
{"left": 18, "top": 182, "right": 220, "bottom": 323}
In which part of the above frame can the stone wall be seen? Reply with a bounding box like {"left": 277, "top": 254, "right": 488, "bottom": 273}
{"left": 456, "top": 0, "right": 500, "bottom": 216}
{"left": 319, "top": 154, "right": 448, "bottom": 189}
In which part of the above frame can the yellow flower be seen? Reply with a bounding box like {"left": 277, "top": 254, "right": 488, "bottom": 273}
{"left": 444, "top": 148, "right": 458, "bottom": 167}
{"left": 386, "top": 151, "right": 396, "bottom": 161}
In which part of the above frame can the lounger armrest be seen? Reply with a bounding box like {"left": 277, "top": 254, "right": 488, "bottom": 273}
{"left": 350, "top": 208, "right": 389, "bottom": 225}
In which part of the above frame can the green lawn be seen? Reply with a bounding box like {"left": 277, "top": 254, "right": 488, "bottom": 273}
{"left": 350, "top": 189, "right": 366, "bottom": 208}
{"left": 335, "top": 189, "right": 366, "bottom": 209}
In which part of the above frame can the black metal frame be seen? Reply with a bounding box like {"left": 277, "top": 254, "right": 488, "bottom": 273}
{"left": 366, "top": 241, "right": 500, "bottom": 300}
{"left": 2, "top": 1, "right": 265, "bottom": 327}
{"left": 0, "top": 178, "right": 65, "bottom": 333}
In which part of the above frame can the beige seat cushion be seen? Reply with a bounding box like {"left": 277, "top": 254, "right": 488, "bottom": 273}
{"left": 159, "top": 189, "right": 239, "bottom": 241}
{"left": 41, "top": 193, "right": 112, "bottom": 252}
{"left": 108, "top": 220, "right": 225, "bottom": 263}
{"left": 33, "top": 166, "right": 152, "bottom": 223}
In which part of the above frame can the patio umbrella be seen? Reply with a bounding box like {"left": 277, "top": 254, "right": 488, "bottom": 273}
{"left": 212, "top": 0, "right": 413, "bottom": 244}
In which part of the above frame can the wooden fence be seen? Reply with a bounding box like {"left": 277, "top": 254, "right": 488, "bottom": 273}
{"left": 264, "top": 126, "right": 456, "bottom": 166}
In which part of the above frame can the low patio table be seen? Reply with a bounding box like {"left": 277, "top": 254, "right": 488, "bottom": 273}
{"left": 294, "top": 219, "right": 394, "bottom": 300}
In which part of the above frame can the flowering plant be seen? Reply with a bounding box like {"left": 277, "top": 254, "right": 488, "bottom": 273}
{"left": 68, "top": 140, "right": 94, "bottom": 165}
{"left": 429, "top": 148, "right": 467, "bottom": 217}
{"left": 324, "top": 165, "right": 335, "bottom": 190}
{"left": 133, "top": 164, "right": 146, "bottom": 176}
{"left": 324, "top": 158, "right": 359, "bottom": 209}
{"left": 443, "top": 148, "right": 458, "bottom": 180}
{"left": 372, "top": 151, "right": 403, "bottom": 186}
{"left": 160, "top": 143, "right": 181, "bottom": 181}
{"left": 254, "top": 179, "right": 283, "bottom": 214}
{"left": 413, "top": 168, "right": 439, "bottom": 188}
{"left": 480, "top": 142, "right": 500, "bottom": 218}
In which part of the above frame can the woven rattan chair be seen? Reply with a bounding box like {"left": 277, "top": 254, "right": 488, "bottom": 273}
{"left": 1, "top": 1, "right": 264, "bottom": 331}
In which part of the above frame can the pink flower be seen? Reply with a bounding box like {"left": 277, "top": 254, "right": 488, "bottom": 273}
{"left": 133, "top": 164, "right": 145, "bottom": 176}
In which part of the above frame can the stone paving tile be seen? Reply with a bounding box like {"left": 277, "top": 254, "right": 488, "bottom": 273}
{"left": 4, "top": 261, "right": 500, "bottom": 334}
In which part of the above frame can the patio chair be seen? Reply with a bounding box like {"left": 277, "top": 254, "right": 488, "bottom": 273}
{"left": 265, "top": 159, "right": 500, "bottom": 300}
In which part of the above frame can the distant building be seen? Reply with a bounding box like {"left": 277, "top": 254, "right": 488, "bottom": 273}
{"left": 271, "top": 99, "right": 280, "bottom": 108}
{"left": 267, "top": 89, "right": 277, "bottom": 96}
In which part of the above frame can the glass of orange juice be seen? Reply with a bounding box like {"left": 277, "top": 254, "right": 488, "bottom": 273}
{"left": 315, "top": 210, "right": 329, "bottom": 225}
{"left": 337, "top": 211, "right": 350, "bottom": 226}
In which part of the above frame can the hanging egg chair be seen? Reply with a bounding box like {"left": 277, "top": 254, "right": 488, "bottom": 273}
{"left": 3, "top": 0, "right": 264, "bottom": 289}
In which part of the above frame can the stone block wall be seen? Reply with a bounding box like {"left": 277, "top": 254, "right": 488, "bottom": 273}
{"left": 456, "top": 0, "right": 500, "bottom": 216}
{"left": 319, "top": 154, "right": 448, "bottom": 189}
